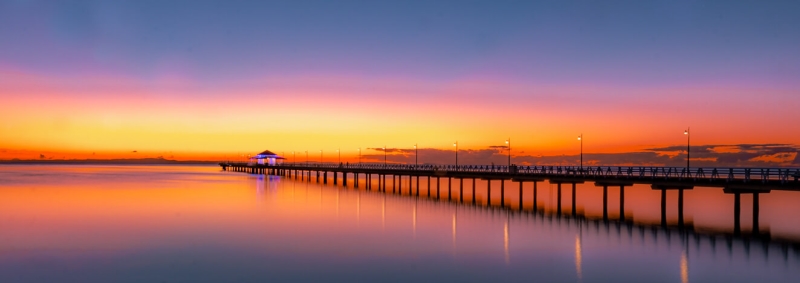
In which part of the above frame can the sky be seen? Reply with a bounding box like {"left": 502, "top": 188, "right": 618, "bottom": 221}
{"left": 1, "top": 0, "right": 799, "bottom": 166}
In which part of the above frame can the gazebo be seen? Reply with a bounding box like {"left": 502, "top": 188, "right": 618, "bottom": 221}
{"left": 253, "top": 150, "right": 284, "bottom": 165}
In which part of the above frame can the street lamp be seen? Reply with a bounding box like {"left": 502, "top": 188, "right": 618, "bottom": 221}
{"left": 383, "top": 146, "right": 387, "bottom": 167}
{"left": 453, "top": 141, "right": 458, "bottom": 168}
{"left": 684, "top": 128, "right": 690, "bottom": 173}
{"left": 577, "top": 134, "right": 583, "bottom": 171}
{"left": 414, "top": 144, "right": 418, "bottom": 168}
{"left": 505, "top": 138, "right": 511, "bottom": 168}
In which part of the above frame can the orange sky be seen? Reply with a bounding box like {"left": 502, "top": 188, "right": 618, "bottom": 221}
{"left": 1, "top": 67, "right": 799, "bottom": 162}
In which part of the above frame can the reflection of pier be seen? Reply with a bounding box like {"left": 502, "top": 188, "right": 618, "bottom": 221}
{"left": 228, "top": 162, "right": 800, "bottom": 253}
{"left": 411, "top": 193, "right": 799, "bottom": 265}
{"left": 322, "top": 183, "right": 800, "bottom": 268}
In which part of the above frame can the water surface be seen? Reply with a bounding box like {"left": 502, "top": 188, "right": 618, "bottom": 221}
{"left": 0, "top": 165, "right": 798, "bottom": 283}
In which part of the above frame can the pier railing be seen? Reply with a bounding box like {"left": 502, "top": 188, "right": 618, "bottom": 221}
{"left": 223, "top": 162, "right": 800, "bottom": 185}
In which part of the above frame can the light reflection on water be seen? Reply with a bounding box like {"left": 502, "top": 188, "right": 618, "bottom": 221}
{"left": 0, "top": 165, "right": 798, "bottom": 283}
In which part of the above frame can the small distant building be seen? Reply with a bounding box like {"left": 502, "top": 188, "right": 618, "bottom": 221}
{"left": 253, "top": 150, "right": 284, "bottom": 165}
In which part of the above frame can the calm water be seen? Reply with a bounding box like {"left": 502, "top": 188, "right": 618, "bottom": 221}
{"left": 1, "top": 165, "right": 798, "bottom": 283}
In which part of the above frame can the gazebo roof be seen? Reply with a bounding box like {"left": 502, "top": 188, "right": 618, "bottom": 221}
{"left": 255, "top": 150, "right": 285, "bottom": 159}
{"left": 256, "top": 150, "right": 278, "bottom": 156}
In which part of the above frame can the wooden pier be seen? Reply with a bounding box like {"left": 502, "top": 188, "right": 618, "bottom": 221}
{"left": 222, "top": 162, "right": 800, "bottom": 236}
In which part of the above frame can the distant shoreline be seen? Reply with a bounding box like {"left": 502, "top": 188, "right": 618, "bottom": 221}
{"left": 0, "top": 158, "right": 218, "bottom": 165}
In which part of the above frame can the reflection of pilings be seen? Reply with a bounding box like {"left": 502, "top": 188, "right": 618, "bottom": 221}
{"left": 280, "top": 173, "right": 799, "bottom": 264}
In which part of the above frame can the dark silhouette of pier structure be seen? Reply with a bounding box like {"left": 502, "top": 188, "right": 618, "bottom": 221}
{"left": 223, "top": 162, "right": 800, "bottom": 239}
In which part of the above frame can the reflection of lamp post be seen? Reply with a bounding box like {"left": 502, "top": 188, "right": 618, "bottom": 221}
{"left": 383, "top": 146, "right": 387, "bottom": 167}
{"left": 453, "top": 141, "right": 458, "bottom": 167}
{"left": 577, "top": 134, "right": 583, "bottom": 171}
{"left": 414, "top": 144, "right": 418, "bottom": 168}
{"left": 684, "top": 128, "right": 690, "bottom": 173}
{"left": 505, "top": 138, "right": 511, "bottom": 168}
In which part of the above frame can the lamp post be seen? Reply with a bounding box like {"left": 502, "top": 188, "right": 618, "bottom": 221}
{"left": 453, "top": 141, "right": 458, "bottom": 168}
{"left": 383, "top": 146, "right": 387, "bottom": 167}
{"left": 414, "top": 144, "right": 418, "bottom": 168}
{"left": 684, "top": 128, "right": 690, "bottom": 173}
{"left": 505, "top": 138, "right": 511, "bottom": 168}
{"left": 577, "top": 134, "right": 583, "bottom": 171}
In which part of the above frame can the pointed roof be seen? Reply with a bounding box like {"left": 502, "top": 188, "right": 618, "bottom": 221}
{"left": 255, "top": 150, "right": 285, "bottom": 159}
{"left": 257, "top": 150, "right": 278, "bottom": 156}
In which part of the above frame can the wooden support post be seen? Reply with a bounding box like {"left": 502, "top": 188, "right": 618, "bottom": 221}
{"left": 603, "top": 185, "right": 609, "bottom": 221}
{"left": 533, "top": 181, "right": 538, "bottom": 211}
{"left": 436, "top": 177, "right": 440, "bottom": 200}
{"left": 733, "top": 192, "right": 741, "bottom": 235}
{"left": 660, "top": 189, "right": 666, "bottom": 226}
{"left": 557, "top": 182, "right": 562, "bottom": 215}
{"left": 753, "top": 193, "right": 760, "bottom": 234}
{"left": 427, "top": 176, "right": 431, "bottom": 196}
{"left": 416, "top": 176, "right": 420, "bottom": 197}
{"left": 500, "top": 179, "right": 505, "bottom": 207}
{"left": 448, "top": 177, "right": 452, "bottom": 201}
{"left": 487, "top": 180, "right": 492, "bottom": 206}
{"left": 619, "top": 185, "right": 626, "bottom": 222}
{"left": 678, "top": 188, "right": 684, "bottom": 227}
{"left": 398, "top": 175, "right": 402, "bottom": 194}
{"left": 571, "top": 182, "right": 577, "bottom": 216}
{"left": 472, "top": 178, "right": 477, "bottom": 205}
{"left": 518, "top": 181, "right": 523, "bottom": 211}
{"left": 460, "top": 178, "right": 464, "bottom": 203}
